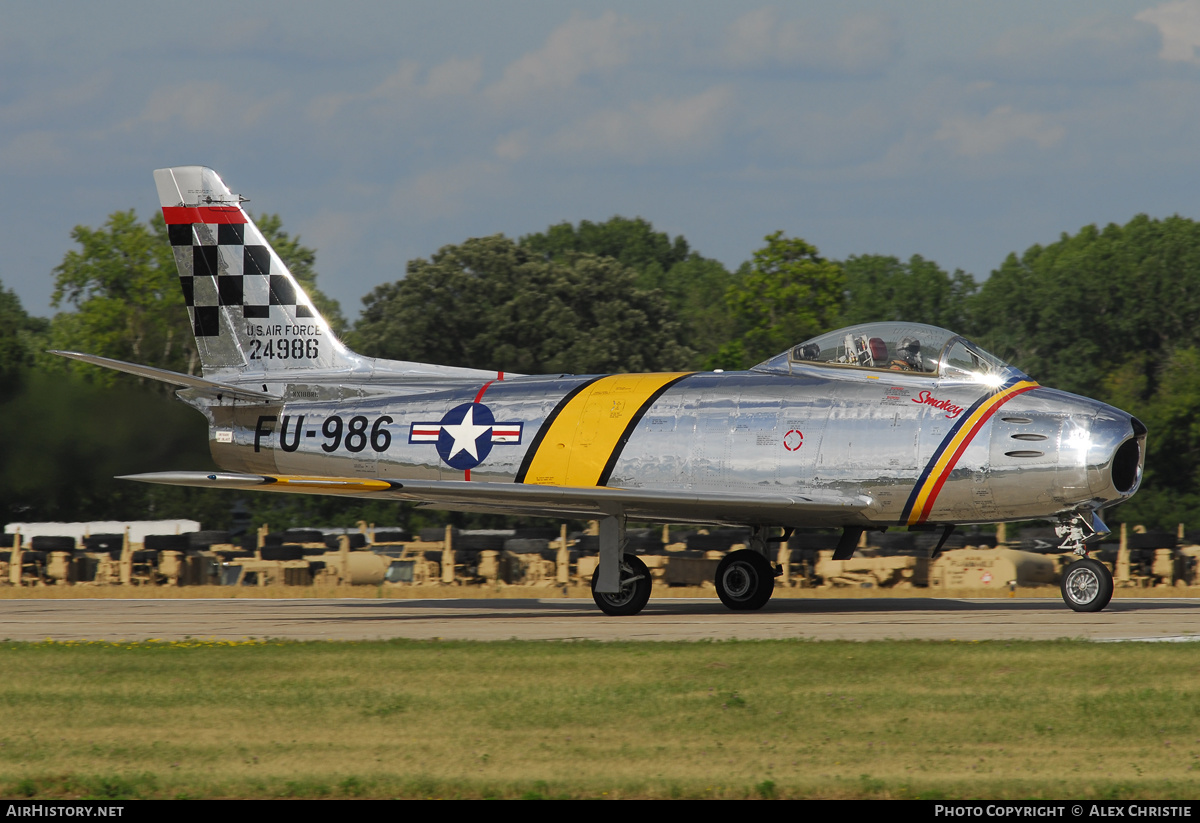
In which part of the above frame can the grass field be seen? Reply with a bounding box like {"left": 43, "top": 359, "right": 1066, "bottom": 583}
{"left": 1, "top": 638, "right": 1199, "bottom": 799}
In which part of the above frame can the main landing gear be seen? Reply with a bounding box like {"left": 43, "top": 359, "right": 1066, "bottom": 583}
{"left": 589, "top": 518, "right": 783, "bottom": 616}
{"left": 715, "top": 550, "right": 776, "bottom": 611}
{"left": 591, "top": 554, "right": 652, "bottom": 616}
{"left": 1057, "top": 510, "right": 1115, "bottom": 613}
{"left": 714, "top": 526, "right": 783, "bottom": 611}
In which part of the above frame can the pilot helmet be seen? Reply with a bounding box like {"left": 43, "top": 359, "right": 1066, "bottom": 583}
{"left": 793, "top": 343, "right": 821, "bottom": 361}
{"left": 897, "top": 336, "right": 922, "bottom": 369}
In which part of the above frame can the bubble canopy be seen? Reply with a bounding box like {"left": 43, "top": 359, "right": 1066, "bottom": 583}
{"left": 752, "top": 322, "right": 1021, "bottom": 384}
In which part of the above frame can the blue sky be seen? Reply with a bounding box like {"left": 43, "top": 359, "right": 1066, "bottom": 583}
{"left": 4, "top": 1, "right": 1200, "bottom": 322}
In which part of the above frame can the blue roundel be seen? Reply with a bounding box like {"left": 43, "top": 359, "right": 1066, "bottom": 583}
{"left": 436, "top": 402, "right": 496, "bottom": 470}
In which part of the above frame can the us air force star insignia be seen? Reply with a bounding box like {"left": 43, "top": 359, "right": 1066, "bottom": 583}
{"left": 408, "top": 402, "right": 524, "bottom": 471}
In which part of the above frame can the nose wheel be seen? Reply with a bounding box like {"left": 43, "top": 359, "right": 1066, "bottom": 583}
{"left": 1060, "top": 557, "right": 1114, "bottom": 612}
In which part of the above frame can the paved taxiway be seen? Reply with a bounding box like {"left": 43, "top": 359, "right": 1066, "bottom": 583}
{"left": 3, "top": 597, "right": 1200, "bottom": 642}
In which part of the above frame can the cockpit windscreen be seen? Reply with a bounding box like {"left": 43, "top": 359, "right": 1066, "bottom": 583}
{"left": 773, "top": 322, "right": 1011, "bottom": 381}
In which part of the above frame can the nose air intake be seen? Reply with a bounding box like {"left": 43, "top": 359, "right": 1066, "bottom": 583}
{"left": 1111, "top": 417, "right": 1146, "bottom": 493}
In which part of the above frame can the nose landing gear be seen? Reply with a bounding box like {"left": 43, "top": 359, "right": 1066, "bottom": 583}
{"left": 1057, "top": 511, "right": 1115, "bottom": 612}
{"left": 1060, "top": 558, "right": 1114, "bottom": 612}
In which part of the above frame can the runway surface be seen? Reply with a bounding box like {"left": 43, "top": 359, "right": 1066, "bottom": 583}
{"left": 3, "top": 596, "right": 1200, "bottom": 642}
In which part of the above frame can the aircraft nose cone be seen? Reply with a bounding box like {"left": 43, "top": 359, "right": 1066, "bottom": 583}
{"left": 1087, "top": 408, "right": 1146, "bottom": 501}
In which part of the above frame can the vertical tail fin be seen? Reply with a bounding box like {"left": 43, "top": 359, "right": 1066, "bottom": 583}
{"left": 154, "top": 166, "right": 361, "bottom": 377}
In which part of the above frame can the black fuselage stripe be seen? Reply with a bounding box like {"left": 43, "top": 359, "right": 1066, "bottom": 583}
{"left": 513, "top": 377, "right": 604, "bottom": 484}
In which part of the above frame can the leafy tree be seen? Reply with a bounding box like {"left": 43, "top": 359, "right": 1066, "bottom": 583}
{"left": 47, "top": 210, "right": 188, "bottom": 381}
{"left": 1102, "top": 348, "right": 1200, "bottom": 529}
{"left": 720, "top": 232, "right": 845, "bottom": 367}
{"left": 350, "top": 234, "right": 692, "bottom": 374}
{"left": 969, "top": 215, "right": 1200, "bottom": 396}
{"left": 0, "top": 371, "right": 212, "bottom": 521}
{"left": 649, "top": 255, "right": 739, "bottom": 368}
{"left": 841, "top": 254, "right": 976, "bottom": 331}
{"left": 970, "top": 215, "right": 1200, "bottom": 530}
{"left": 520, "top": 216, "right": 736, "bottom": 368}
{"left": 0, "top": 280, "right": 48, "bottom": 390}
{"left": 520, "top": 216, "right": 690, "bottom": 280}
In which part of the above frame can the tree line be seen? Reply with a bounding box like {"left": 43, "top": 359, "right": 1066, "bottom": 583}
{"left": 2, "top": 209, "right": 1196, "bottom": 532}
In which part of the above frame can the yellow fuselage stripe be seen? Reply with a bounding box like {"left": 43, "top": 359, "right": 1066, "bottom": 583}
{"left": 520, "top": 372, "right": 691, "bottom": 487}
{"left": 906, "top": 379, "right": 1039, "bottom": 525}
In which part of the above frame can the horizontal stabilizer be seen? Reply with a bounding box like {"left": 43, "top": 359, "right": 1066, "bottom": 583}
{"left": 49, "top": 351, "right": 281, "bottom": 402}
{"left": 120, "top": 471, "right": 874, "bottom": 527}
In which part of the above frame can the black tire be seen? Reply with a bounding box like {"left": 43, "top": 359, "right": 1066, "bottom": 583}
{"left": 591, "top": 554, "right": 652, "bottom": 616}
{"left": 83, "top": 534, "right": 125, "bottom": 554}
{"left": 188, "top": 530, "right": 230, "bottom": 549}
{"left": 715, "top": 549, "right": 776, "bottom": 611}
{"left": 145, "top": 534, "right": 189, "bottom": 551}
{"left": 504, "top": 538, "right": 550, "bottom": 554}
{"left": 1061, "top": 558, "right": 1114, "bottom": 613}
{"left": 323, "top": 533, "right": 367, "bottom": 550}
{"left": 513, "top": 527, "right": 558, "bottom": 540}
{"left": 262, "top": 545, "right": 305, "bottom": 561}
{"left": 457, "top": 534, "right": 508, "bottom": 551}
{"left": 33, "top": 536, "right": 78, "bottom": 551}
{"left": 283, "top": 529, "right": 324, "bottom": 544}
{"left": 1127, "top": 532, "right": 1177, "bottom": 551}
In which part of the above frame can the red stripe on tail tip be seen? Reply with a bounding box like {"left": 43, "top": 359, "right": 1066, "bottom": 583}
{"left": 161, "top": 206, "right": 249, "bottom": 225}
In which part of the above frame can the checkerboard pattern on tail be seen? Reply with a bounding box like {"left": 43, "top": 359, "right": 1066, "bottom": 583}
{"left": 154, "top": 166, "right": 352, "bottom": 375}
{"left": 163, "top": 208, "right": 315, "bottom": 338}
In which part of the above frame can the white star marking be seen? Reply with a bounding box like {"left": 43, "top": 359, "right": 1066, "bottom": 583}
{"left": 440, "top": 406, "right": 491, "bottom": 460}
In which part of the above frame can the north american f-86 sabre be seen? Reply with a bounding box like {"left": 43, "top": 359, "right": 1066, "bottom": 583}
{"left": 53, "top": 166, "right": 1146, "bottom": 614}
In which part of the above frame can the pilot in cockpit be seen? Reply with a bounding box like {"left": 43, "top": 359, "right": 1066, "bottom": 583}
{"left": 889, "top": 336, "right": 924, "bottom": 371}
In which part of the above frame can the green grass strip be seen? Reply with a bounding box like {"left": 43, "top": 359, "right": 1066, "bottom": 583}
{"left": 1, "top": 639, "right": 1198, "bottom": 799}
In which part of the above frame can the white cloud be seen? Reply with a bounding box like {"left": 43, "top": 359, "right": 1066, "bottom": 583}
{"left": 486, "top": 12, "right": 648, "bottom": 102}
{"left": 972, "top": 15, "right": 1163, "bottom": 83}
{"left": 546, "top": 85, "right": 736, "bottom": 164}
{"left": 752, "top": 104, "right": 898, "bottom": 168}
{"left": 424, "top": 57, "right": 483, "bottom": 98}
{"left": 307, "top": 57, "right": 482, "bottom": 122}
{"left": 136, "top": 82, "right": 283, "bottom": 132}
{"left": 0, "top": 72, "right": 113, "bottom": 126}
{"left": 494, "top": 129, "right": 530, "bottom": 161}
{"left": 389, "top": 160, "right": 508, "bottom": 222}
{"left": 1136, "top": 0, "right": 1200, "bottom": 63}
{"left": 0, "top": 130, "right": 69, "bottom": 174}
{"left": 935, "top": 106, "right": 1065, "bottom": 157}
{"left": 723, "top": 9, "right": 900, "bottom": 76}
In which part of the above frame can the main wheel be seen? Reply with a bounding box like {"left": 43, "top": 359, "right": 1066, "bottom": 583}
{"left": 715, "top": 549, "right": 776, "bottom": 611}
{"left": 1060, "top": 557, "right": 1114, "bottom": 612}
{"left": 591, "top": 554, "right": 652, "bottom": 616}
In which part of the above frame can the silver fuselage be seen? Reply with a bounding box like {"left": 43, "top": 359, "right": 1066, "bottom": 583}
{"left": 194, "top": 362, "right": 1144, "bottom": 530}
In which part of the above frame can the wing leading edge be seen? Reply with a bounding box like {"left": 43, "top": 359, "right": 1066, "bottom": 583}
{"left": 120, "top": 471, "right": 874, "bottom": 528}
